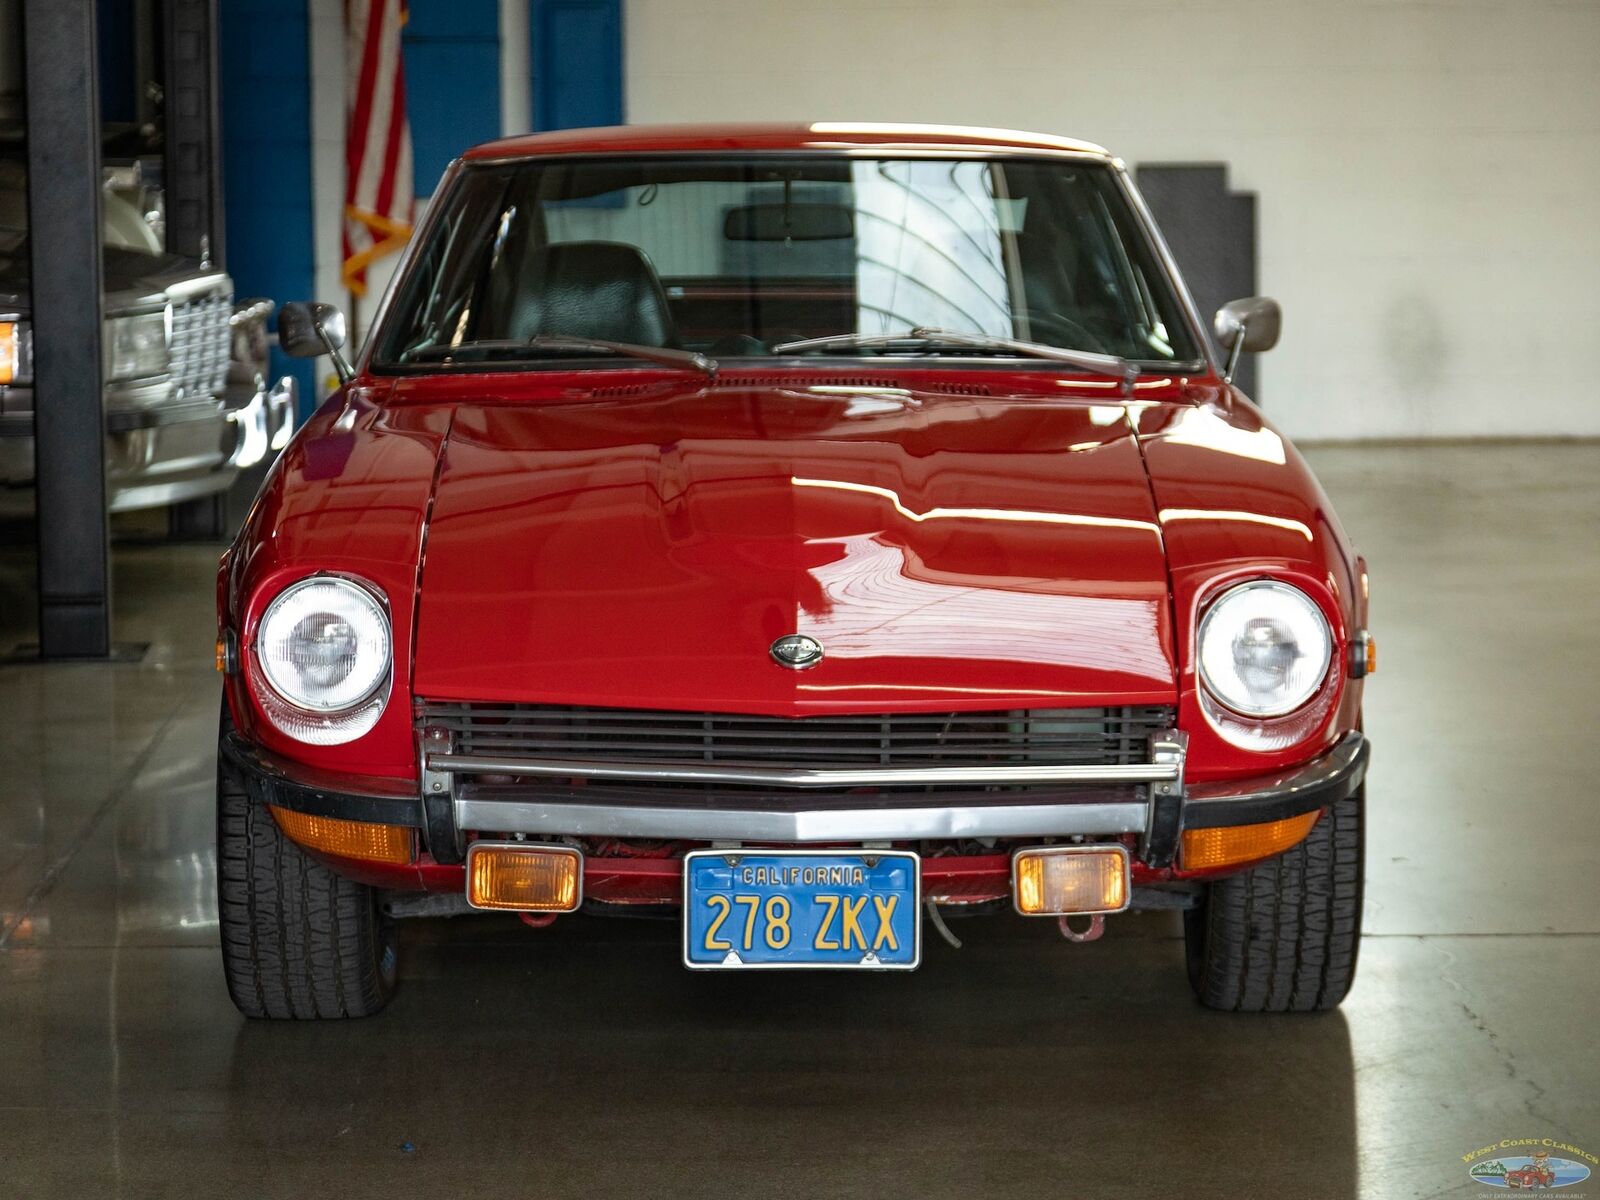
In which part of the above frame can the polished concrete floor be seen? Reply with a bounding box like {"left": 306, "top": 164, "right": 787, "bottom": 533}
{"left": 1, "top": 443, "right": 1596, "bottom": 1199}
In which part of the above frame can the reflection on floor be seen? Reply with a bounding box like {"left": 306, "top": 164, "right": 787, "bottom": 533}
{"left": 1, "top": 443, "right": 1596, "bottom": 1199}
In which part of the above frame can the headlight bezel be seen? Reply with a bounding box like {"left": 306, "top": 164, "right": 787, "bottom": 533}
{"left": 249, "top": 574, "right": 393, "bottom": 746}
{"left": 1196, "top": 578, "right": 1336, "bottom": 720}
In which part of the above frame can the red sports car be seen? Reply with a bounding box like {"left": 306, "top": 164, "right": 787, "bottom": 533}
{"left": 216, "top": 123, "right": 1372, "bottom": 1018}
{"left": 1506, "top": 1163, "right": 1557, "bottom": 1188}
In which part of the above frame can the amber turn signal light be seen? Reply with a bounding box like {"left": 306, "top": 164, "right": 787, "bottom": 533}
{"left": 1013, "top": 845, "right": 1130, "bottom": 916}
{"left": 466, "top": 843, "right": 582, "bottom": 912}
{"left": 1181, "top": 810, "right": 1320, "bottom": 871}
{"left": 1350, "top": 629, "right": 1377, "bottom": 678}
{"left": 269, "top": 805, "right": 414, "bottom": 866}
{"left": 0, "top": 322, "right": 16, "bottom": 385}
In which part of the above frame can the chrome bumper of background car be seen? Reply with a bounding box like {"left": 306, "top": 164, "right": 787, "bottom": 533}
{"left": 0, "top": 374, "right": 292, "bottom": 513}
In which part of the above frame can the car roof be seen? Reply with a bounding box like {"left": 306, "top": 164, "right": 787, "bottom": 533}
{"left": 462, "top": 122, "right": 1114, "bottom": 162}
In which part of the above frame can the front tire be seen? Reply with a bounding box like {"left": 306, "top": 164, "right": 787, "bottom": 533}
{"left": 1183, "top": 784, "right": 1364, "bottom": 1012}
{"left": 216, "top": 727, "right": 398, "bottom": 1019}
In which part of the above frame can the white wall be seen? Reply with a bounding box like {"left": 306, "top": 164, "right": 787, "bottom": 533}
{"left": 500, "top": 0, "right": 532, "bottom": 136}
{"left": 626, "top": 0, "right": 1600, "bottom": 441}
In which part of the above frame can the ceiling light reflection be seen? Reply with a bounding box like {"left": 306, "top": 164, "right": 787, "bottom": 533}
{"left": 802, "top": 535, "right": 1170, "bottom": 677}
{"left": 792, "top": 476, "right": 1159, "bottom": 534}
{"left": 1158, "top": 508, "right": 1312, "bottom": 540}
{"left": 1164, "top": 406, "right": 1285, "bottom": 465}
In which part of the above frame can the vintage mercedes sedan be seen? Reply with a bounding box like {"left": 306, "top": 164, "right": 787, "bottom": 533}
{"left": 215, "top": 123, "right": 1372, "bottom": 1018}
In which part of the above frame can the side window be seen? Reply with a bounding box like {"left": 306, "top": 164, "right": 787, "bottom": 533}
{"left": 1007, "top": 164, "right": 1177, "bottom": 359}
{"left": 379, "top": 170, "right": 514, "bottom": 358}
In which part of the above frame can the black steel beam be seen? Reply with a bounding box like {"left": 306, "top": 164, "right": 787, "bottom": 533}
{"left": 23, "top": 0, "right": 112, "bottom": 658}
{"left": 163, "top": 0, "right": 223, "bottom": 266}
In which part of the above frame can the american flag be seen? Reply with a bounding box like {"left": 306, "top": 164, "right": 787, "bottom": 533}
{"left": 342, "top": 0, "right": 414, "bottom": 297}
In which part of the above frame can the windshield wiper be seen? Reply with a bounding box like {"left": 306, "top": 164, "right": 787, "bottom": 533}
{"left": 771, "top": 327, "right": 1137, "bottom": 392}
{"left": 408, "top": 335, "right": 717, "bottom": 378}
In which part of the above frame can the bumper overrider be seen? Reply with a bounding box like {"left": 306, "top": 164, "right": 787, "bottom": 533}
{"left": 221, "top": 726, "right": 1369, "bottom": 898}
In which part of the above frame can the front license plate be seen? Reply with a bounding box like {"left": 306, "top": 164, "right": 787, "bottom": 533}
{"left": 683, "top": 849, "right": 921, "bottom": 970}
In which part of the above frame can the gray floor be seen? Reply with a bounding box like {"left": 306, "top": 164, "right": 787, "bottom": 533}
{"left": 1, "top": 443, "right": 1596, "bottom": 1199}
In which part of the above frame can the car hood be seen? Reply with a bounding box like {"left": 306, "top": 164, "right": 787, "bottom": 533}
{"left": 411, "top": 383, "right": 1177, "bottom": 713}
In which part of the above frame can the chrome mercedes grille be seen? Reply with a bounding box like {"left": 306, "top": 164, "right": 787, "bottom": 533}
{"left": 168, "top": 288, "right": 232, "bottom": 398}
{"left": 417, "top": 704, "right": 1174, "bottom": 769}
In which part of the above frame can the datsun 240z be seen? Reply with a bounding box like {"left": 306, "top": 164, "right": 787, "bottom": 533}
{"left": 215, "top": 124, "right": 1373, "bottom": 1017}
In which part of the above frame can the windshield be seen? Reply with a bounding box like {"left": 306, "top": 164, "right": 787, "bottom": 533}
{"left": 372, "top": 155, "right": 1202, "bottom": 370}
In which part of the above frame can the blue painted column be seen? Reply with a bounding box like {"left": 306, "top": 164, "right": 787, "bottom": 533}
{"left": 532, "top": 0, "right": 623, "bottom": 131}
{"left": 217, "top": 0, "right": 316, "bottom": 411}
{"left": 403, "top": 1, "right": 504, "bottom": 194}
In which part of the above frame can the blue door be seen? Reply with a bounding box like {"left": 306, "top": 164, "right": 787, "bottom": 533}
{"left": 533, "top": 0, "right": 623, "bottom": 131}
{"left": 218, "top": 0, "right": 316, "bottom": 412}
{"left": 403, "top": 0, "right": 503, "bottom": 194}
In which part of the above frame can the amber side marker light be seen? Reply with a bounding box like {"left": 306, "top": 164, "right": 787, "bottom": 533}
{"left": 466, "top": 843, "right": 582, "bottom": 912}
{"left": 1350, "top": 629, "right": 1377, "bottom": 678}
{"left": 1013, "top": 845, "right": 1130, "bottom": 916}
{"left": 269, "top": 806, "right": 414, "bottom": 866}
{"left": 1181, "top": 810, "right": 1320, "bottom": 871}
{"left": 0, "top": 322, "right": 17, "bottom": 385}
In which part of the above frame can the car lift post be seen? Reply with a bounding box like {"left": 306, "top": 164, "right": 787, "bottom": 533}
{"left": 164, "top": 0, "right": 229, "bottom": 541}
{"left": 23, "top": 0, "right": 112, "bottom": 659}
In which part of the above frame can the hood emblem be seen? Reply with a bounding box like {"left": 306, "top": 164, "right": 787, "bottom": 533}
{"left": 770, "top": 634, "right": 824, "bottom": 670}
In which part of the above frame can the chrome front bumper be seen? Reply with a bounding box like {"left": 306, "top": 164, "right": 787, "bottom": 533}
{"left": 437, "top": 730, "right": 1367, "bottom": 855}
{"left": 226, "top": 728, "right": 1369, "bottom": 869}
{"left": 455, "top": 787, "right": 1159, "bottom": 844}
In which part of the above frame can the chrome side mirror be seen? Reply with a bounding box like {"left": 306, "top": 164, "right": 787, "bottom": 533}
{"left": 279, "top": 301, "right": 354, "bottom": 383}
{"left": 1213, "top": 296, "right": 1281, "bottom": 383}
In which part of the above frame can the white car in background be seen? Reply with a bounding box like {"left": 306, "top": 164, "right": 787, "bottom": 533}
{"left": 0, "top": 157, "right": 295, "bottom": 517}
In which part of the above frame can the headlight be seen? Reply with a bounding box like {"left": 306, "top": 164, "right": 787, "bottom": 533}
{"left": 252, "top": 576, "right": 391, "bottom": 744}
{"left": 105, "top": 311, "right": 169, "bottom": 381}
{"left": 1197, "top": 581, "right": 1333, "bottom": 717}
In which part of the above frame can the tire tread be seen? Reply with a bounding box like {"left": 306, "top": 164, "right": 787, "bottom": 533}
{"left": 217, "top": 732, "right": 396, "bottom": 1019}
{"left": 1185, "top": 785, "right": 1364, "bottom": 1013}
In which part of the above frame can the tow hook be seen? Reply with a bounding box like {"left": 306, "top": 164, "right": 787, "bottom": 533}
{"left": 518, "top": 912, "right": 558, "bottom": 930}
{"left": 1058, "top": 914, "right": 1106, "bottom": 943}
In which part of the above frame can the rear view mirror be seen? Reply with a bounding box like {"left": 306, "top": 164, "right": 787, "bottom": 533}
{"left": 1213, "top": 296, "right": 1281, "bottom": 382}
{"left": 724, "top": 203, "right": 854, "bottom": 242}
{"left": 279, "top": 301, "right": 353, "bottom": 383}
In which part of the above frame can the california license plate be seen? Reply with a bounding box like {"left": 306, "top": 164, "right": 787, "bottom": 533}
{"left": 683, "top": 849, "right": 921, "bottom": 970}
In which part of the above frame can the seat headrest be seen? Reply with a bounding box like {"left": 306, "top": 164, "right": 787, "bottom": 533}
{"left": 509, "top": 241, "right": 679, "bottom": 348}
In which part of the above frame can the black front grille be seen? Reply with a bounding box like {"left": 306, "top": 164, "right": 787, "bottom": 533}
{"left": 417, "top": 703, "right": 1173, "bottom": 769}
